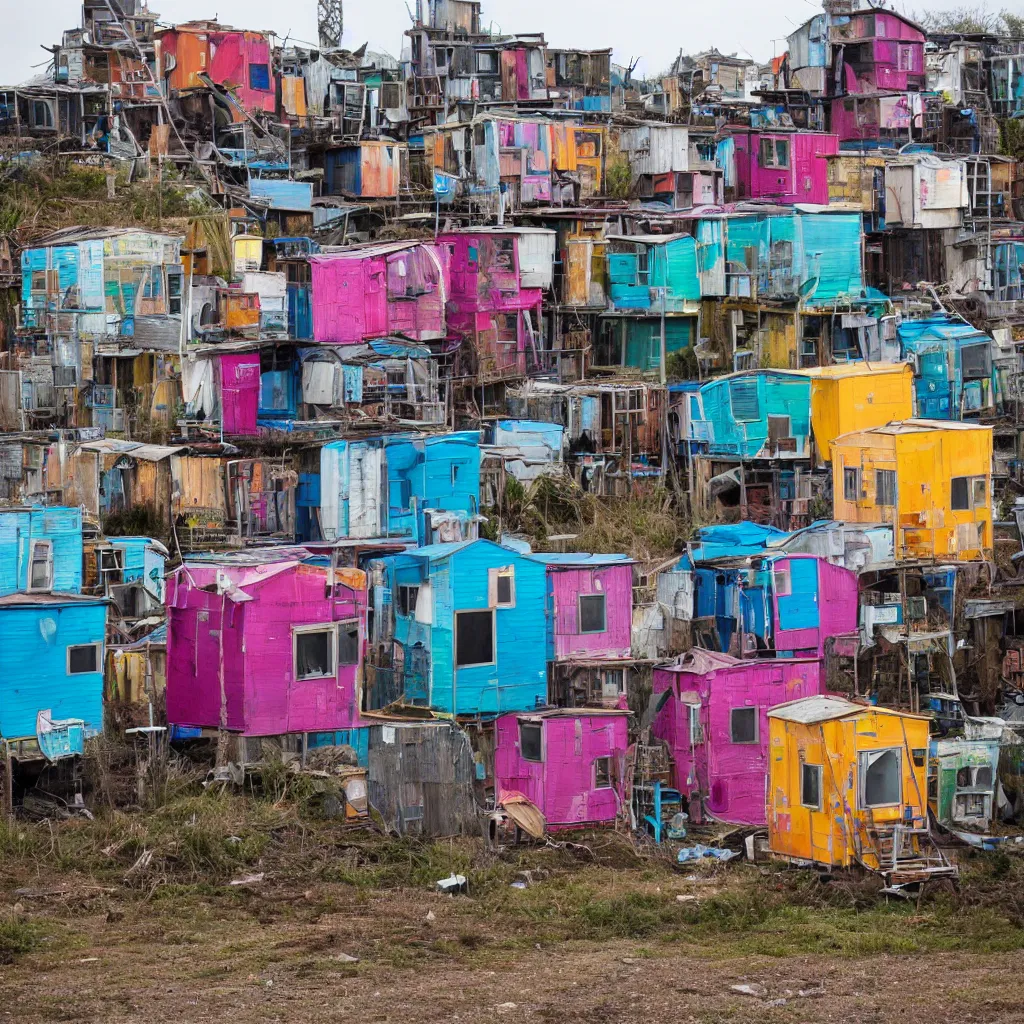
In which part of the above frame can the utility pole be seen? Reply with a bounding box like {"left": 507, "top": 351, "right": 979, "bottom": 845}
{"left": 318, "top": 0, "right": 343, "bottom": 49}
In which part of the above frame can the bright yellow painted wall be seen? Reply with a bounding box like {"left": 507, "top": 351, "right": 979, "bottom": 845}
{"left": 767, "top": 708, "right": 930, "bottom": 870}
{"left": 809, "top": 365, "right": 913, "bottom": 466}
{"left": 831, "top": 423, "right": 992, "bottom": 560}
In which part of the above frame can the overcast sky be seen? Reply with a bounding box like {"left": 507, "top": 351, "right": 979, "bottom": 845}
{"left": 0, "top": 0, "right": 979, "bottom": 85}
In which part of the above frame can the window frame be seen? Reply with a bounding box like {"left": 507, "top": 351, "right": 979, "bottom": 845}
{"left": 455, "top": 608, "right": 496, "bottom": 668}
{"left": 875, "top": 468, "right": 896, "bottom": 507}
{"left": 578, "top": 592, "right": 607, "bottom": 634}
{"left": 843, "top": 466, "right": 861, "bottom": 503}
{"left": 594, "top": 756, "right": 612, "bottom": 789}
{"left": 858, "top": 747, "right": 903, "bottom": 810}
{"left": 729, "top": 706, "right": 759, "bottom": 745}
{"left": 248, "top": 62, "right": 271, "bottom": 92}
{"left": 67, "top": 642, "right": 102, "bottom": 676}
{"left": 489, "top": 566, "right": 516, "bottom": 609}
{"left": 688, "top": 703, "right": 704, "bottom": 744}
{"left": 26, "top": 538, "right": 54, "bottom": 593}
{"left": 519, "top": 720, "right": 543, "bottom": 762}
{"left": 337, "top": 619, "right": 360, "bottom": 668}
{"left": 397, "top": 584, "right": 420, "bottom": 617}
{"left": 800, "top": 762, "right": 823, "bottom": 811}
{"left": 292, "top": 623, "right": 338, "bottom": 681}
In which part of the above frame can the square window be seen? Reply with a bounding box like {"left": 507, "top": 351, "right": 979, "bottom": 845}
{"left": 68, "top": 643, "right": 100, "bottom": 675}
{"left": 579, "top": 594, "right": 607, "bottom": 634}
{"left": 338, "top": 621, "right": 359, "bottom": 666}
{"left": 594, "top": 756, "right": 612, "bottom": 789}
{"left": 248, "top": 63, "right": 271, "bottom": 91}
{"left": 843, "top": 467, "right": 860, "bottom": 502}
{"left": 455, "top": 609, "right": 494, "bottom": 667}
{"left": 859, "top": 748, "right": 902, "bottom": 808}
{"left": 294, "top": 627, "right": 335, "bottom": 680}
{"left": 520, "top": 721, "right": 542, "bottom": 762}
{"left": 951, "top": 476, "right": 970, "bottom": 510}
{"left": 397, "top": 585, "right": 419, "bottom": 617}
{"left": 730, "top": 706, "right": 758, "bottom": 744}
{"left": 602, "top": 668, "right": 625, "bottom": 699}
{"left": 801, "top": 763, "right": 822, "bottom": 810}
{"left": 876, "top": 469, "right": 896, "bottom": 507}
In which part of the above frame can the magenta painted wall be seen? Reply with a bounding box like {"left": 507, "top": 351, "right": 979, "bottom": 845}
{"left": 310, "top": 244, "right": 449, "bottom": 344}
{"left": 652, "top": 651, "right": 825, "bottom": 825}
{"left": 549, "top": 563, "right": 633, "bottom": 661}
{"left": 772, "top": 556, "right": 858, "bottom": 659}
{"left": 494, "top": 711, "right": 630, "bottom": 828}
{"left": 732, "top": 132, "right": 838, "bottom": 205}
{"left": 220, "top": 352, "right": 260, "bottom": 435}
{"left": 166, "top": 560, "right": 366, "bottom": 736}
{"left": 439, "top": 233, "right": 543, "bottom": 313}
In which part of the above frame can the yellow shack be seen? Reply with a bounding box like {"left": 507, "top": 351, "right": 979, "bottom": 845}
{"left": 767, "top": 696, "right": 955, "bottom": 883}
{"left": 830, "top": 419, "right": 992, "bottom": 561}
{"left": 800, "top": 363, "right": 914, "bottom": 466}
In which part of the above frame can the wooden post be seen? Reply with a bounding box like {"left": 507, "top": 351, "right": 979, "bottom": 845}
{"left": 3, "top": 741, "right": 12, "bottom": 818}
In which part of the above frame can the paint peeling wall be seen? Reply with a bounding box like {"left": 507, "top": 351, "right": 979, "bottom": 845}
{"left": 768, "top": 706, "right": 930, "bottom": 870}
{"left": 546, "top": 563, "right": 633, "bottom": 661}
{"left": 166, "top": 562, "right": 366, "bottom": 736}
{"left": 310, "top": 244, "right": 449, "bottom": 345}
{"left": 494, "top": 711, "right": 629, "bottom": 827}
{"left": 653, "top": 655, "right": 824, "bottom": 825}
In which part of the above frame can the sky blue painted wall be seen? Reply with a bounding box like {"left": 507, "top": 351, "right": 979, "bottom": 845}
{"left": 384, "top": 540, "right": 548, "bottom": 716}
{"left": 0, "top": 600, "right": 106, "bottom": 740}
{"left": 0, "top": 507, "right": 83, "bottom": 596}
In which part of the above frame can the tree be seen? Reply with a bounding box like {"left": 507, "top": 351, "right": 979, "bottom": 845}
{"left": 914, "top": 6, "right": 1024, "bottom": 35}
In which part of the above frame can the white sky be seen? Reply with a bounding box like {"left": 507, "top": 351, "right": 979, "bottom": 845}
{"left": 0, "top": 0, "right": 988, "bottom": 86}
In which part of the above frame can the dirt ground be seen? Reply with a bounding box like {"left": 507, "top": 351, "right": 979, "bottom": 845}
{"left": 1, "top": 856, "right": 1023, "bottom": 1023}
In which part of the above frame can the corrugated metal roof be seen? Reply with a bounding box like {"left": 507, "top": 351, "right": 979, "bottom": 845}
{"left": 525, "top": 553, "right": 634, "bottom": 566}
{"left": 767, "top": 695, "right": 865, "bottom": 723}
{"left": 0, "top": 592, "right": 107, "bottom": 607}
{"left": 76, "top": 440, "right": 186, "bottom": 461}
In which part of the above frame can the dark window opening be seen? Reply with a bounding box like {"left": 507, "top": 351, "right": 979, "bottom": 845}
{"left": 296, "top": 629, "right": 334, "bottom": 679}
{"left": 579, "top": 594, "right": 607, "bottom": 633}
{"left": 397, "top": 585, "right": 419, "bottom": 617}
{"left": 801, "top": 763, "right": 822, "bottom": 810}
{"left": 68, "top": 644, "right": 99, "bottom": 675}
{"left": 730, "top": 706, "right": 758, "bottom": 744}
{"left": 594, "top": 756, "right": 611, "bottom": 788}
{"left": 520, "top": 721, "right": 542, "bottom": 762}
{"left": 456, "top": 610, "right": 494, "bottom": 667}
{"left": 496, "top": 574, "right": 513, "bottom": 605}
{"left": 876, "top": 469, "right": 896, "bottom": 507}
{"left": 338, "top": 622, "right": 359, "bottom": 666}
{"left": 951, "top": 476, "right": 970, "bottom": 510}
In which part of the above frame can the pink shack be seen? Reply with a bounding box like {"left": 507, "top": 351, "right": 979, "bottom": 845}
{"left": 526, "top": 553, "right": 635, "bottom": 707}
{"left": 494, "top": 708, "right": 630, "bottom": 830}
{"left": 729, "top": 130, "right": 837, "bottom": 205}
{"left": 310, "top": 241, "right": 450, "bottom": 345}
{"left": 166, "top": 551, "right": 367, "bottom": 737}
{"left": 652, "top": 650, "right": 825, "bottom": 825}
{"left": 156, "top": 22, "right": 277, "bottom": 114}
{"left": 439, "top": 231, "right": 546, "bottom": 382}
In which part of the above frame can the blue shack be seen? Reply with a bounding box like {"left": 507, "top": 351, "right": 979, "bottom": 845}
{"left": 693, "top": 370, "right": 812, "bottom": 459}
{"left": 0, "top": 506, "right": 83, "bottom": 597}
{"left": 320, "top": 432, "right": 481, "bottom": 545}
{"left": 602, "top": 234, "right": 700, "bottom": 371}
{"left": 899, "top": 314, "right": 999, "bottom": 418}
{"left": 369, "top": 539, "right": 548, "bottom": 716}
{"left": 0, "top": 593, "right": 107, "bottom": 754}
